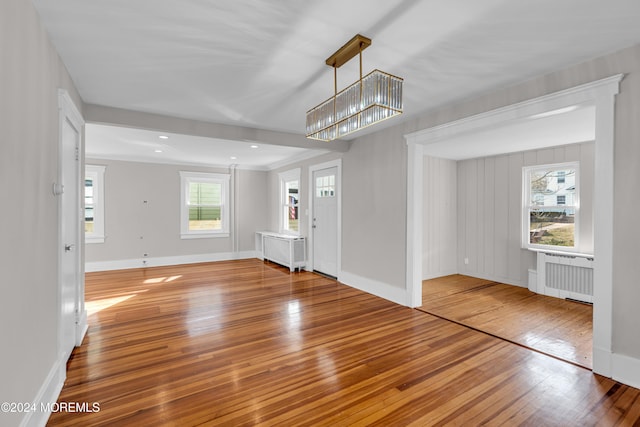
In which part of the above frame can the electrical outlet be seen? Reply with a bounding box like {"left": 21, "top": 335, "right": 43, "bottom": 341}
{"left": 464, "top": 257, "right": 469, "bottom": 265}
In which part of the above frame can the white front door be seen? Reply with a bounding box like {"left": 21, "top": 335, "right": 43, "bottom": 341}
{"left": 60, "top": 115, "right": 80, "bottom": 362}
{"left": 312, "top": 167, "right": 338, "bottom": 277}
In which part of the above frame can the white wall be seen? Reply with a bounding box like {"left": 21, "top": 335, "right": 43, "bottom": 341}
{"left": 422, "top": 156, "right": 457, "bottom": 280}
{"left": 456, "top": 142, "right": 594, "bottom": 287}
{"left": 85, "top": 159, "right": 268, "bottom": 269}
{"left": 0, "top": 0, "right": 83, "bottom": 425}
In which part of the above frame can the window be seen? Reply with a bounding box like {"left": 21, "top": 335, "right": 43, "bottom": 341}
{"left": 315, "top": 174, "right": 335, "bottom": 198}
{"left": 523, "top": 163, "right": 578, "bottom": 250}
{"left": 279, "top": 169, "right": 300, "bottom": 234}
{"left": 85, "top": 165, "right": 106, "bottom": 243}
{"left": 180, "top": 171, "right": 230, "bottom": 238}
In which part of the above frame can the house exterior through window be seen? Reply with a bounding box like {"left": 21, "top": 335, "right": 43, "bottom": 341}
{"left": 279, "top": 168, "right": 300, "bottom": 234}
{"left": 180, "top": 171, "right": 230, "bottom": 238}
{"left": 523, "top": 162, "right": 578, "bottom": 250}
{"left": 85, "top": 164, "right": 106, "bottom": 243}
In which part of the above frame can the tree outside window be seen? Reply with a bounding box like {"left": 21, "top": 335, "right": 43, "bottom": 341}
{"left": 523, "top": 163, "right": 578, "bottom": 249}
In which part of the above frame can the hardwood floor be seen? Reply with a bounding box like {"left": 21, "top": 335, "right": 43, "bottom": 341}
{"left": 419, "top": 275, "right": 593, "bottom": 369}
{"left": 48, "top": 260, "right": 639, "bottom": 426}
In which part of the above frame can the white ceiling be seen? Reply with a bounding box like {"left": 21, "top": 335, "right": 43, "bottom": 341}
{"left": 422, "top": 104, "right": 596, "bottom": 160}
{"left": 31, "top": 0, "right": 640, "bottom": 164}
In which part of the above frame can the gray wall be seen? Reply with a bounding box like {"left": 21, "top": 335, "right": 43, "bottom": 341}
{"left": 342, "top": 127, "right": 408, "bottom": 288}
{"left": 267, "top": 152, "right": 344, "bottom": 236}
{"left": 397, "top": 44, "right": 640, "bottom": 362}
{"left": 0, "top": 0, "right": 83, "bottom": 423}
{"left": 456, "top": 142, "right": 595, "bottom": 286}
{"left": 85, "top": 159, "right": 268, "bottom": 264}
{"left": 423, "top": 156, "right": 458, "bottom": 280}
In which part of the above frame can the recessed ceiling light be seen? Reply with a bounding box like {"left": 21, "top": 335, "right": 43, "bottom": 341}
{"left": 154, "top": 149, "right": 163, "bottom": 153}
{"left": 250, "top": 145, "right": 259, "bottom": 149}
{"left": 230, "top": 156, "right": 237, "bottom": 160}
{"left": 159, "top": 135, "right": 169, "bottom": 139}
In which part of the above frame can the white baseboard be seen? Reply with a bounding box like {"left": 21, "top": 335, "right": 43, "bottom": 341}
{"left": 85, "top": 251, "right": 257, "bottom": 272}
{"left": 612, "top": 353, "right": 640, "bottom": 389}
{"left": 338, "top": 270, "right": 410, "bottom": 307}
{"left": 20, "top": 354, "right": 66, "bottom": 427}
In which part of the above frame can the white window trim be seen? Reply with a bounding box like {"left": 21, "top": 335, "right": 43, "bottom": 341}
{"left": 279, "top": 168, "right": 301, "bottom": 235}
{"left": 85, "top": 164, "right": 106, "bottom": 244}
{"left": 522, "top": 161, "right": 579, "bottom": 253}
{"left": 180, "top": 171, "right": 230, "bottom": 239}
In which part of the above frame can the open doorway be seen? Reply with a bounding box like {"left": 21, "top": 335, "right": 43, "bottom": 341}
{"left": 417, "top": 105, "right": 596, "bottom": 367}
{"left": 405, "top": 75, "right": 623, "bottom": 377}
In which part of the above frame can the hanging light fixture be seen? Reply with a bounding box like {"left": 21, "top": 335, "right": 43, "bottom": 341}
{"left": 306, "top": 34, "right": 403, "bottom": 142}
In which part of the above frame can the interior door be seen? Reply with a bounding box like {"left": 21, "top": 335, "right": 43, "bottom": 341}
{"left": 312, "top": 167, "right": 338, "bottom": 277}
{"left": 60, "top": 116, "right": 80, "bottom": 361}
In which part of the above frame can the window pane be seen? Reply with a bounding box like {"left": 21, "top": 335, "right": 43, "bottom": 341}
{"left": 188, "top": 206, "right": 222, "bottom": 230}
{"left": 529, "top": 169, "right": 575, "bottom": 206}
{"left": 189, "top": 182, "right": 221, "bottom": 206}
{"left": 286, "top": 180, "right": 299, "bottom": 206}
{"left": 85, "top": 178, "right": 94, "bottom": 205}
{"left": 315, "top": 175, "right": 336, "bottom": 198}
{"left": 529, "top": 208, "right": 575, "bottom": 246}
{"left": 85, "top": 207, "right": 94, "bottom": 233}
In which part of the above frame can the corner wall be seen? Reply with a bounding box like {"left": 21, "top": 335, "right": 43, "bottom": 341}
{"left": 456, "top": 142, "right": 595, "bottom": 287}
{"left": 85, "top": 159, "right": 267, "bottom": 271}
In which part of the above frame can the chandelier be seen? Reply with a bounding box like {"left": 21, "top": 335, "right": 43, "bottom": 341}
{"left": 306, "top": 34, "right": 403, "bottom": 142}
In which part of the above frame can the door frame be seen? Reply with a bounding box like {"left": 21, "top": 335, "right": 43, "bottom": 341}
{"left": 307, "top": 159, "right": 342, "bottom": 275}
{"left": 57, "top": 89, "right": 87, "bottom": 357}
{"left": 405, "top": 75, "right": 623, "bottom": 378}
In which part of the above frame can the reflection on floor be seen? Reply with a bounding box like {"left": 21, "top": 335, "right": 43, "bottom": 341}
{"left": 419, "top": 274, "right": 593, "bottom": 369}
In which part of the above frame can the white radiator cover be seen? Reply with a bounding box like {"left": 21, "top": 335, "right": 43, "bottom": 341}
{"left": 534, "top": 252, "right": 594, "bottom": 303}
{"left": 255, "top": 232, "right": 306, "bottom": 272}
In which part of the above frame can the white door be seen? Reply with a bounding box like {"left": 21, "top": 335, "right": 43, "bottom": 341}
{"left": 312, "top": 167, "right": 338, "bottom": 277}
{"left": 60, "top": 115, "right": 80, "bottom": 362}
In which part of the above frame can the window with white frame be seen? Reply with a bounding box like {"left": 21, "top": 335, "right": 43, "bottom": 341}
{"left": 85, "top": 165, "right": 106, "bottom": 243}
{"left": 523, "top": 162, "right": 578, "bottom": 250}
{"left": 279, "top": 168, "right": 300, "bottom": 234}
{"left": 180, "top": 171, "right": 230, "bottom": 238}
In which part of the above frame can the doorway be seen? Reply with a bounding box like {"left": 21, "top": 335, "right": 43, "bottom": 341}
{"left": 405, "top": 75, "right": 623, "bottom": 377}
{"left": 309, "top": 159, "right": 342, "bottom": 278}
{"left": 58, "top": 89, "right": 87, "bottom": 363}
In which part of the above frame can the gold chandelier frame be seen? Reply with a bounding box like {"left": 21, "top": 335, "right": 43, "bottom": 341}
{"left": 306, "top": 34, "right": 403, "bottom": 142}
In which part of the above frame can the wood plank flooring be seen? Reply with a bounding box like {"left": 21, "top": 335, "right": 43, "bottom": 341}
{"left": 419, "top": 275, "right": 593, "bottom": 369}
{"left": 48, "top": 260, "right": 639, "bottom": 426}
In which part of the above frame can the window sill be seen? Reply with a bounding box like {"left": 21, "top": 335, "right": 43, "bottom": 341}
{"left": 85, "top": 236, "right": 105, "bottom": 244}
{"left": 526, "top": 247, "right": 594, "bottom": 259}
{"left": 181, "top": 233, "right": 230, "bottom": 240}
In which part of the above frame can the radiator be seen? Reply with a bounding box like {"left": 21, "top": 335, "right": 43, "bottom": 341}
{"left": 255, "top": 232, "right": 306, "bottom": 272}
{"left": 535, "top": 252, "right": 594, "bottom": 303}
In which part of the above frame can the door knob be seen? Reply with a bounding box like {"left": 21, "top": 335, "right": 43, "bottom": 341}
{"left": 64, "top": 244, "right": 75, "bottom": 252}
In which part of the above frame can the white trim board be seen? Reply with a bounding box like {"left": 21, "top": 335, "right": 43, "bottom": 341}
{"left": 405, "top": 74, "right": 623, "bottom": 380}
{"left": 19, "top": 355, "right": 66, "bottom": 427}
{"left": 338, "top": 270, "right": 410, "bottom": 307}
{"left": 86, "top": 251, "right": 257, "bottom": 272}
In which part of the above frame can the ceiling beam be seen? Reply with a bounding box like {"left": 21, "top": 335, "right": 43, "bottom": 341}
{"left": 83, "top": 104, "right": 351, "bottom": 153}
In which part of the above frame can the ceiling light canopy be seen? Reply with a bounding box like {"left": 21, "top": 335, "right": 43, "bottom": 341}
{"left": 306, "top": 34, "right": 403, "bottom": 142}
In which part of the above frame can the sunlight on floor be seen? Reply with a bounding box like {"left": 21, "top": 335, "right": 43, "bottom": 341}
{"left": 86, "top": 294, "right": 137, "bottom": 316}
{"left": 144, "top": 275, "right": 183, "bottom": 284}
